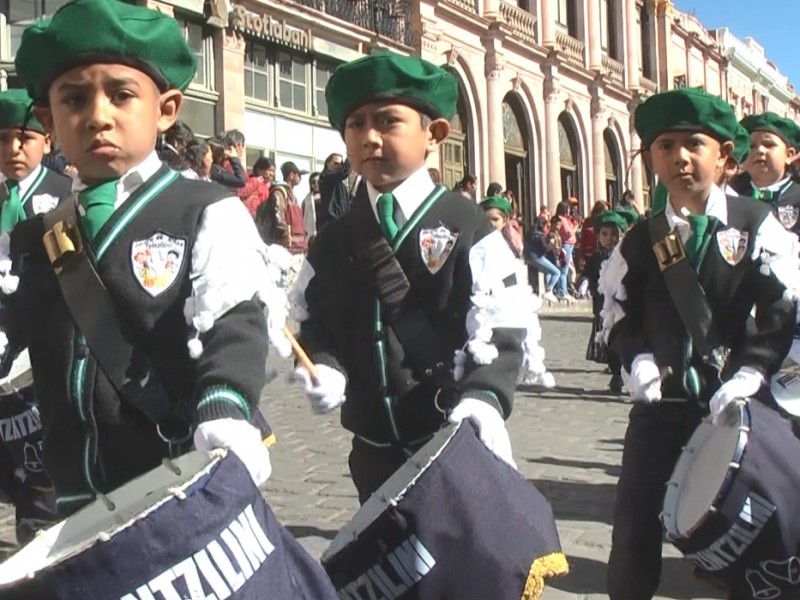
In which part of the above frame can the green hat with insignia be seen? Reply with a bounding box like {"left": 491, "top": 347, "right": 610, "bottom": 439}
{"left": 740, "top": 112, "right": 800, "bottom": 150}
{"left": 325, "top": 51, "right": 458, "bottom": 131}
{"left": 595, "top": 210, "right": 632, "bottom": 233}
{"left": 635, "top": 88, "right": 740, "bottom": 149}
{"left": 0, "top": 89, "right": 45, "bottom": 134}
{"left": 15, "top": 0, "right": 197, "bottom": 104}
{"left": 732, "top": 124, "right": 752, "bottom": 164}
{"left": 612, "top": 205, "right": 639, "bottom": 228}
{"left": 479, "top": 195, "right": 512, "bottom": 216}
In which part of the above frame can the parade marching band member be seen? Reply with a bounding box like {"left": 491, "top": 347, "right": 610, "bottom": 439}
{"left": 479, "top": 195, "right": 556, "bottom": 389}
{"left": 289, "top": 52, "right": 528, "bottom": 504}
{"left": 599, "top": 88, "right": 799, "bottom": 600}
{"left": 0, "top": 0, "right": 284, "bottom": 516}
{"left": 731, "top": 112, "right": 800, "bottom": 233}
{"left": 0, "top": 88, "right": 70, "bottom": 542}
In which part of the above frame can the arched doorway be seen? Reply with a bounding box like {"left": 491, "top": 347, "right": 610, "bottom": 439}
{"left": 604, "top": 130, "right": 622, "bottom": 206}
{"left": 502, "top": 94, "right": 530, "bottom": 220}
{"left": 558, "top": 113, "right": 582, "bottom": 205}
{"left": 440, "top": 79, "right": 471, "bottom": 190}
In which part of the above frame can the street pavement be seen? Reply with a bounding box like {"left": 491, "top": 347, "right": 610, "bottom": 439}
{"left": 0, "top": 311, "right": 726, "bottom": 599}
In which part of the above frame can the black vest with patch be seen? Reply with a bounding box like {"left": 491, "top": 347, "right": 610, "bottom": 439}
{"left": 301, "top": 189, "right": 523, "bottom": 447}
{"left": 612, "top": 195, "right": 795, "bottom": 402}
{"left": 730, "top": 174, "right": 800, "bottom": 235}
{"left": 0, "top": 167, "right": 71, "bottom": 219}
{"left": 4, "top": 166, "right": 266, "bottom": 509}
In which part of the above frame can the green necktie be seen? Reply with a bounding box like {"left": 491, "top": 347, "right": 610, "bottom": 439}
{"left": 685, "top": 214, "right": 713, "bottom": 267}
{"left": 376, "top": 193, "right": 398, "bottom": 242}
{"left": 753, "top": 188, "right": 775, "bottom": 202}
{"left": 0, "top": 181, "right": 25, "bottom": 235}
{"left": 78, "top": 179, "right": 119, "bottom": 242}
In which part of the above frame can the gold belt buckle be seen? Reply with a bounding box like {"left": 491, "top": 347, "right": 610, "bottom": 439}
{"left": 653, "top": 233, "right": 686, "bottom": 271}
{"left": 43, "top": 218, "right": 83, "bottom": 272}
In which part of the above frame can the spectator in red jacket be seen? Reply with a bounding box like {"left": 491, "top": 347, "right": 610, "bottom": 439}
{"left": 579, "top": 200, "right": 609, "bottom": 265}
{"left": 239, "top": 157, "right": 275, "bottom": 217}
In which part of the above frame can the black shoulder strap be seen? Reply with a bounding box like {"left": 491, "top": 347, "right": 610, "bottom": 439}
{"left": 648, "top": 212, "right": 728, "bottom": 371}
{"left": 344, "top": 196, "right": 456, "bottom": 390}
{"left": 42, "top": 198, "right": 175, "bottom": 427}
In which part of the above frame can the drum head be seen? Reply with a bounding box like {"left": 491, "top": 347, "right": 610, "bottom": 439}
{"left": 771, "top": 359, "right": 800, "bottom": 417}
{"left": 322, "top": 425, "right": 459, "bottom": 562}
{"left": 0, "top": 450, "right": 220, "bottom": 585}
{"left": 663, "top": 405, "right": 747, "bottom": 539}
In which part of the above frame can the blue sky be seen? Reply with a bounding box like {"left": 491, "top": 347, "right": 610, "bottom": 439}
{"left": 677, "top": 0, "right": 800, "bottom": 90}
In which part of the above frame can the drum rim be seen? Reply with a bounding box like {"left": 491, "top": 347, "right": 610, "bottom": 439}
{"left": 661, "top": 402, "right": 751, "bottom": 541}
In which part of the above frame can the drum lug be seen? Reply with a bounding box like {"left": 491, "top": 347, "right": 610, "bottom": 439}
{"left": 681, "top": 445, "right": 695, "bottom": 454}
{"left": 162, "top": 457, "right": 183, "bottom": 476}
{"left": 665, "top": 480, "right": 679, "bottom": 488}
{"left": 97, "top": 491, "right": 116, "bottom": 512}
{"left": 708, "top": 505, "right": 717, "bottom": 513}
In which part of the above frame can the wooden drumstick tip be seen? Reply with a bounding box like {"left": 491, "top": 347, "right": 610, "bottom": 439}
{"left": 283, "top": 327, "right": 320, "bottom": 386}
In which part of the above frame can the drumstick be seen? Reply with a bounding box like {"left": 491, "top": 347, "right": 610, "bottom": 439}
{"left": 283, "top": 326, "right": 320, "bottom": 386}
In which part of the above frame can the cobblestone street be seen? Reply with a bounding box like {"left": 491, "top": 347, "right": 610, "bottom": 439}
{"left": 0, "top": 311, "right": 725, "bottom": 599}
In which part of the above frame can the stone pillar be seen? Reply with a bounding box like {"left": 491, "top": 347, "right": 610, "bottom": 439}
{"left": 586, "top": 0, "right": 603, "bottom": 71}
{"left": 217, "top": 30, "right": 246, "bottom": 133}
{"left": 629, "top": 103, "right": 645, "bottom": 206}
{"left": 544, "top": 87, "right": 562, "bottom": 212}
{"left": 653, "top": 0, "right": 674, "bottom": 90}
{"left": 486, "top": 52, "right": 506, "bottom": 188}
{"left": 591, "top": 103, "right": 606, "bottom": 203}
{"left": 540, "top": 0, "right": 556, "bottom": 47}
{"left": 483, "top": 0, "right": 502, "bottom": 20}
{"left": 625, "top": 0, "right": 640, "bottom": 89}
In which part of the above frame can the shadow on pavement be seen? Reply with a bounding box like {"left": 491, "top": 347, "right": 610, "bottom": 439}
{"left": 527, "top": 478, "right": 616, "bottom": 525}
{"left": 598, "top": 437, "right": 625, "bottom": 447}
{"left": 525, "top": 385, "right": 629, "bottom": 403}
{"left": 549, "top": 554, "right": 726, "bottom": 599}
{"left": 526, "top": 456, "right": 621, "bottom": 478}
{"left": 285, "top": 524, "right": 339, "bottom": 541}
{"left": 540, "top": 314, "right": 594, "bottom": 324}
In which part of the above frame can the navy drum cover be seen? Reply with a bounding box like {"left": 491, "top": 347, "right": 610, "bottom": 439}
{"left": 669, "top": 401, "right": 800, "bottom": 599}
{"left": 321, "top": 421, "right": 568, "bottom": 599}
{"left": 0, "top": 385, "right": 51, "bottom": 490}
{"left": 0, "top": 450, "right": 338, "bottom": 600}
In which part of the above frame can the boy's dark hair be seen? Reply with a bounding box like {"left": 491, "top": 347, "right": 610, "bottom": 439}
{"left": 486, "top": 182, "right": 503, "bottom": 196}
{"left": 222, "top": 129, "right": 245, "bottom": 148}
{"left": 184, "top": 139, "right": 209, "bottom": 174}
{"left": 251, "top": 156, "right": 273, "bottom": 176}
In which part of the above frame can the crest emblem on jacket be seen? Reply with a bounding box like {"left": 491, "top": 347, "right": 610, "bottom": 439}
{"left": 130, "top": 232, "right": 187, "bottom": 297}
{"left": 419, "top": 225, "right": 459, "bottom": 274}
{"left": 716, "top": 228, "right": 748, "bottom": 266}
{"left": 778, "top": 205, "right": 799, "bottom": 230}
{"left": 31, "top": 193, "right": 59, "bottom": 215}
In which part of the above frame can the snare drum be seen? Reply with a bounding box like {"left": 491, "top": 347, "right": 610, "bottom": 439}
{"left": 662, "top": 400, "right": 800, "bottom": 598}
{"left": 770, "top": 358, "right": 800, "bottom": 417}
{"left": 322, "top": 421, "right": 568, "bottom": 600}
{"left": 0, "top": 449, "right": 337, "bottom": 599}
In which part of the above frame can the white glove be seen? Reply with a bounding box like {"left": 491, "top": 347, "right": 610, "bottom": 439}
{"left": 194, "top": 418, "right": 272, "bottom": 486}
{"left": 291, "top": 364, "right": 346, "bottom": 414}
{"left": 709, "top": 367, "right": 764, "bottom": 426}
{"left": 0, "top": 331, "right": 7, "bottom": 360}
{"left": 630, "top": 353, "right": 662, "bottom": 402}
{"left": 448, "top": 398, "right": 516, "bottom": 469}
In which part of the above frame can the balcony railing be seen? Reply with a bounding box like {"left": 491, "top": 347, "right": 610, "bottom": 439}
{"left": 556, "top": 31, "right": 585, "bottom": 67}
{"left": 292, "top": 0, "right": 413, "bottom": 46}
{"left": 602, "top": 55, "right": 624, "bottom": 87}
{"left": 500, "top": 2, "right": 537, "bottom": 45}
{"left": 639, "top": 76, "right": 658, "bottom": 95}
{"left": 443, "top": 0, "right": 478, "bottom": 13}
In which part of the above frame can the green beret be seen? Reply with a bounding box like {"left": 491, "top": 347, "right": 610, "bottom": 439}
{"left": 15, "top": 0, "right": 197, "bottom": 104}
{"left": 326, "top": 51, "right": 457, "bottom": 131}
{"left": 0, "top": 89, "right": 45, "bottom": 134}
{"left": 741, "top": 112, "right": 800, "bottom": 150}
{"left": 594, "top": 211, "right": 629, "bottom": 233}
{"left": 732, "top": 124, "right": 752, "bottom": 164}
{"left": 635, "top": 88, "right": 739, "bottom": 149}
{"left": 612, "top": 205, "right": 639, "bottom": 228}
{"left": 479, "top": 196, "right": 512, "bottom": 216}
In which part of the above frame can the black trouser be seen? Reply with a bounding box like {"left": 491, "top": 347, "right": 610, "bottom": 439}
{"left": 607, "top": 401, "right": 702, "bottom": 600}
{"left": 348, "top": 437, "right": 409, "bottom": 505}
{"left": 608, "top": 348, "right": 622, "bottom": 377}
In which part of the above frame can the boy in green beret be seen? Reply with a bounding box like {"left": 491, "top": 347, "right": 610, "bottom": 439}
{"left": 731, "top": 112, "right": 800, "bottom": 233}
{"left": 0, "top": 0, "right": 283, "bottom": 515}
{"left": 0, "top": 89, "right": 71, "bottom": 234}
{"left": 599, "top": 88, "right": 799, "bottom": 599}
{"left": 290, "top": 51, "right": 529, "bottom": 502}
{"left": 584, "top": 210, "right": 634, "bottom": 393}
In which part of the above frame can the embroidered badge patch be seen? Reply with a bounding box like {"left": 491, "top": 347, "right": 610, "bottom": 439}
{"left": 130, "top": 232, "right": 186, "bottom": 297}
{"left": 778, "top": 205, "right": 799, "bottom": 230}
{"left": 31, "top": 194, "right": 59, "bottom": 215}
{"left": 716, "top": 228, "right": 749, "bottom": 266}
{"left": 419, "top": 225, "right": 459, "bottom": 274}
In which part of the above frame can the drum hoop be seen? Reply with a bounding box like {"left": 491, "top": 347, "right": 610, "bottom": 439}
{"left": 662, "top": 402, "right": 751, "bottom": 541}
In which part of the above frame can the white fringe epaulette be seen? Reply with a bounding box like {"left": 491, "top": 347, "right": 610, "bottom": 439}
{"left": 596, "top": 244, "right": 628, "bottom": 344}
{"left": 752, "top": 214, "right": 800, "bottom": 301}
{"left": 0, "top": 233, "right": 18, "bottom": 295}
